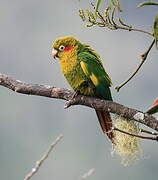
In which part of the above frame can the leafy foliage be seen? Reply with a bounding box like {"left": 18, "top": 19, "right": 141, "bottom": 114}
{"left": 95, "top": 0, "right": 103, "bottom": 12}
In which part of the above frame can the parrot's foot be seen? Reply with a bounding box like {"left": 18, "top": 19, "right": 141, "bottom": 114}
{"left": 64, "top": 100, "right": 74, "bottom": 109}
{"left": 72, "top": 91, "right": 80, "bottom": 99}
{"left": 64, "top": 91, "right": 80, "bottom": 109}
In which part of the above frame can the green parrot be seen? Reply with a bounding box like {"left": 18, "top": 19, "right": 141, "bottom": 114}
{"left": 51, "top": 36, "right": 114, "bottom": 141}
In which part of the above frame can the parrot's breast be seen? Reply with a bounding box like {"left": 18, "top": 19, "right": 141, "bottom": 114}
{"left": 59, "top": 47, "right": 78, "bottom": 75}
{"left": 64, "top": 67, "right": 95, "bottom": 96}
{"left": 63, "top": 62, "right": 85, "bottom": 89}
{"left": 59, "top": 47, "right": 95, "bottom": 95}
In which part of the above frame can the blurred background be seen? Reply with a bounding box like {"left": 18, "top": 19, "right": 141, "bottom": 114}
{"left": 0, "top": 0, "right": 158, "bottom": 179}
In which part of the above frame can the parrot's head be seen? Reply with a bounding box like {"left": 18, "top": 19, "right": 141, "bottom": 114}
{"left": 51, "top": 36, "right": 79, "bottom": 59}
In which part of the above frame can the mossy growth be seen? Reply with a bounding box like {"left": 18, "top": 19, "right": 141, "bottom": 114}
{"left": 112, "top": 116, "right": 142, "bottom": 166}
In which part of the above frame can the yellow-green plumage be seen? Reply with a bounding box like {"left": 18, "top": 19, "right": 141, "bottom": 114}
{"left": 52, "top": 36, "right": 114, "bottom": 141}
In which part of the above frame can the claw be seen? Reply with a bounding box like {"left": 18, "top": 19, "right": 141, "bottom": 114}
{"left": 64, "top": 91, "right": 80, "bottom": 109}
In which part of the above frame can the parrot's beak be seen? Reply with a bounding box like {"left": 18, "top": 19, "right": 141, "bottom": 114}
{"left": 51, "top": 49, "right": 59, "bottom": 59}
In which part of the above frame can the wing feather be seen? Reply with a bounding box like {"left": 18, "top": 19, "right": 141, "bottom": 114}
{"left": 78, "top": 52, "right": 112, "bottom": 100}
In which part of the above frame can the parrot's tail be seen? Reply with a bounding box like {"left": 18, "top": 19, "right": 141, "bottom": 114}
{"left": 95, "top": 110, "right": 114, "bottom": 142}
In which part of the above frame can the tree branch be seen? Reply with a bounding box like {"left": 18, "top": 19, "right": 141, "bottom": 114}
{"left": 115, "top": 39, "right": 155, "bottom": 91}
{"left": 24, "top": 134, "right": 63, "bottom": 180}
{"left": 80, "top": 168, "right": 95, "bottom": 180}
{"left": 114, "top": 127, "right": 158, "bottom": 141}
{"left": 0, "top": 73, "right": 158, "bottom": 132}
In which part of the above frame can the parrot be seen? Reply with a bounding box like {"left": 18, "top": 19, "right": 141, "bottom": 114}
{"left": 51, "top": 36, "right": 114, "bottom": 142}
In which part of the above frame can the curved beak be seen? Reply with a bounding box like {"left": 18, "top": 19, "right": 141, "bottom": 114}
{"left": 51, "top": 49, "right": 59, "bottom": 58}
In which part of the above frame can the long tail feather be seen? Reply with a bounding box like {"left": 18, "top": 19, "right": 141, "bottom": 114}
{"left": 95, "top": 110, "right": 114, "bottom": 141}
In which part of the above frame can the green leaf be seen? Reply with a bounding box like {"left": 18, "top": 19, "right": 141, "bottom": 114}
{"left": 109, "top": 0, "right": 115, "bottom": 6}
{"left": 154, "top": 13, "right": 158, "bottom": 49}
{"left": 137, "top": 1, "right": 158, "bottom": 8}
{"left": 109, "top": 0, "right": 122, "bottom": 12}
{"left": 95, "top": 0, "right": 122, "bottom": 12}
{"left": 95, "top": 0, "right": 103, "bottom": 12}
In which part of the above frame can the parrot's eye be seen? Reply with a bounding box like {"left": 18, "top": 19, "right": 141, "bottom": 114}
{"left": 58, "top": 45, "right": 65, "bottom": 51}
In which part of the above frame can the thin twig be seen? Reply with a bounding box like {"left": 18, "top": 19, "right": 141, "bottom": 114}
{"left": 115, "top": 39, "right": 155, "bottom": 92}
{"left": 140, "top": 128, "right": 158, "bottom": 135}
{"left": 111, "top": 7, "right": 117, "bottom": 27}
{"left": 114, "top": 127, "right": 158, "bottom": 141}
{"left": 119, "top": 18, "right": 132, "bottom": 28}
{"left": 137, "top": 1, "right": 158, "bottom": 8}
{"left": 80, "top": 168, "right": 95, "bottom": 180}
{"left": 24, "top": 134, "right": 63, "bottom": 180}
{"left": 115, "top": 25, "right": 153, "bottom": 36}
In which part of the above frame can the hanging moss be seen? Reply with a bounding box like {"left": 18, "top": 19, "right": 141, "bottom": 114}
{"left": 112, "top": 116, "right": 142, "bottom": 166}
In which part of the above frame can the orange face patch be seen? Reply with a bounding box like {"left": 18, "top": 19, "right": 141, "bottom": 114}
{"left": 64, "top": 45, "right": 73, "bottom": 52}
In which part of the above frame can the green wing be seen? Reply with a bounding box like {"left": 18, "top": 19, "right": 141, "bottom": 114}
{"left": 78, "top": 51, "right": 112, "bottom": 100}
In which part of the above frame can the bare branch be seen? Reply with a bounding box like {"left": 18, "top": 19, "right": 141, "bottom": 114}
{"left": 115, "top": 39, "right": 155, "bottom": 91}
{"left": 140, "top": 128, "right": 158, "bottom": 135}
{"left": 114, "top": 127, "right": 158, "bottom": 141}
{"left": 114, "top": 24, "right": 153, "bottom": 36}
{"left": 0, "top": 73, "right": 158, "bottom": 132}
{"left": 80, "top": 168, "right": 95, "bottom": 180}
{"left": 24, "top": 134, "right": 63, "bottom": 180}
{"left": 0, "top": 73, "right": 73, "bottom": 100}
